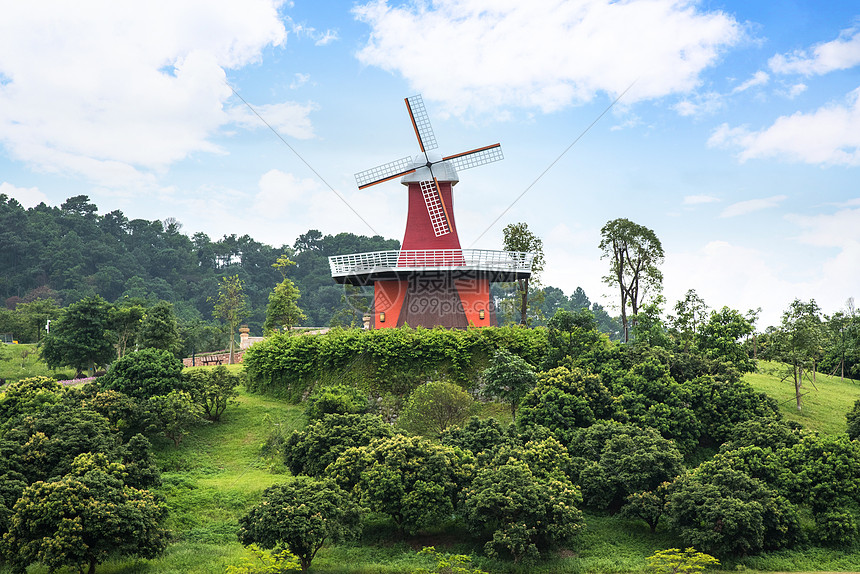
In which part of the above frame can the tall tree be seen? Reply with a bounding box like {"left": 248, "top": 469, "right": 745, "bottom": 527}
{"left": 137, "top": 301, "right": 183, "bottom": 357}
{"left": 669, "top": 289, "right": 709, "bottom": 351}
{"left": 771, "top": 299, "right": 824, "bottom": 411}
{"left": 40, "top": 295, "right": 115, "bottom": 377}
{"left": 502, "top": 222, "right": 545, "bottom": 326}
{"left": 211, "top": 275, "right": 248, "bottom": 364}
{"left": 111, "top": 302, "right": 145, "bottom": 358}
{"left": 598, "top": 218, "right": 664, "bottom": 342}
{"left": 264, "top": 279, "right": 307, "bottom": 332}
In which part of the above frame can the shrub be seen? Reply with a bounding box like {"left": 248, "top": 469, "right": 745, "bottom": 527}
{"left": 462, "top": 459, "right": 583, "bottom": 563}
{"left": 327, "top": 435, "right": 464, "bottom": 535}
{"left": 847, "top": 399, "right": 860, "bottom": 440}
{"left": 0, "top": 376, "right": 64, "bottom": 422}
{"left": 283, "top": 413, "right": 393, "bottom": 477}
{"left": 237, "top": 477, "right": 362, "bottom": 573}
{"left": 185, "top": 365, "right": 241, "bottom": 421}
{"left": 99, "top": 348, "right": 185, "bottom": 400}
{"left": 646, "top": 547, "right": 719, "bottom": 574}
{"left": 398, "top": 381, "right": 475, "bottom": 438}
{"left": 146, "top": 390, "right": 205, "bottom": 447}
{"left": 303, "top": 383, "right": 368, "bottom": 421}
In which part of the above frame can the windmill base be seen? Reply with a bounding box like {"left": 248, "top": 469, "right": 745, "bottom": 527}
{"left": 373, "top": 272, "right": 496, "bottom": 329}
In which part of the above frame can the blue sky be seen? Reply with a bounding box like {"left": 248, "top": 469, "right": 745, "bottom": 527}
{"left": 1, "top": 0, "right": 859, "bottom": 328}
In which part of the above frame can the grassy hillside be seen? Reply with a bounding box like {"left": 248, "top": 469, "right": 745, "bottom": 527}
{"left": 3, "top": 358, "right": 860, "bottom": 572}
{"left": 0, "top": 343, "right": 67, "bottom": 384}
{"left": 745, "top": 360, "right": 860, "bottom": 435}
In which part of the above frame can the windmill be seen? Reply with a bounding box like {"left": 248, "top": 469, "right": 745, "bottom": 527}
{"left": 329, "top": 95, "right": 533, "bottom": 329}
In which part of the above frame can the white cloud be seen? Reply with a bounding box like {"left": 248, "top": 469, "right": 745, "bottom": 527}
{"left": 731, "top": 70, "right": 769, "bottom": 93}
{"left": 769, "top": 26, "right": 860, "bottom": 76}
{"left": 290, "top": 73, "right": 311, "bottom": 89}
{"left": 0, "top": 1, "right": 302, "bottom": 186}
{"left": 683, "top": 194, "right": 720, "bottom": 205}
{"left": 353, "top": 0, "right": 742, "bottom": 114}
{"left": 708, "top": 89, "right": 860, "bottom": 166}
{"left": 720, "top": 195, "right": 786, "bottom": 218}
{"left": 314, "top": 30, "right": 339, "bottom": 46}
{"left": 673, "top": 91, "right": 724, "bottom": 117}
{"left": 787, "top": 205, "right": 860, "bottom": 248}
{"left": 228, "top": 100, "right": 317, "bottom": 139}
{"left": 0, "top": 182, "right": 50, "bottom": 207}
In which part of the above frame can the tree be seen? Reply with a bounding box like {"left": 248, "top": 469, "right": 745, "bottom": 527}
{"left": 599, "top": 218, "right": 664, "bottom": 342}
{"left": 146, "top": 390, "right": 205, "bottom": 447}
{"left": 110, "top": 302, "right": 144, "bottom": 358}
{"left": 695, "top": 307, "right": 755, "bottom": 373}
{"left": 237, "top": 477, "right": 361, "bottom": 573}
{"left": 211, "top": 275, "right": 248, "bottom": 364}
{"left": 398, "top": 381, "right": 475, "bottom": 438}
{"left": 264, "top": 279, "right": 307, "bottom": 332}
{"left": 669, "top": 290, "right": 709, "bottom": 351}
{"left": 40, "top": 295, "right": 115, "bottom": 377}
{"left": 326, "top": 435, "right": 463, "bottom": 535}
{"left": 770, "top": 299, "right": 823, "bottom": 411}
{"left": 462, "top": 459, "right": 583, "bottom": 563}
{"left": 0, "top": 453, "right": 167, "bottom": 574}
{"left": 99, "top": 348, "right": 186, "bottom": 400}
{"left": 137, "top": 300, "right": 183, "bottom": 357}
{"left": 283, "top": 413, "right": 393, "bottom": 477}
{"left": 303, "top": 384, "right": 368, "bottom": 421}
{"left": 502, "top": 222, "right": 545, "bottom": 326}
{"left": 185, "top": 365, "right": 241, "bottom": 422}
{"left": 481, "top": 348, "right": 537, "bottom": 421}
{"left": 541, "top": 308, "right": 602, "bottom": 370}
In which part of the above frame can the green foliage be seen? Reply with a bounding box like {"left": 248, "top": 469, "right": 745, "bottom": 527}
{"left": 599, "top": 218, "right": 664, "bottom": 342}
{"left": 646, "top": 547, "right": 719, "bottom": 574}
{"left": 185, "top": 365, "right": 241, "bottom": 421}
{"left": 303, "top": 383, "right": 368, "bottom": 421}
{"left": 0, "top": 404, "right": 121, "bottom": 483}
{"left": 0, "top": 375, "right": 64, "bottom": 422}
{"left": 0, "top": 452, "right": 167, "bottom": 574}
{"left": 138, "top": 300, "right": 183, "bottom": 357}
{"left": 481, "top": 348, "right": 537, "bottom": 420}
{"left": 442, "top": 416, "right": 519, "bottom": 465}
{"left": 110, "top": 302, "right": 145, "bottom": 358}
{"left": 696, "top": 307, "right": 755, "bottom": 373}
{"left": 775, "top": 433, "right": 860, "bottom": 513}
{"left": 813, "top": 511, "right": 858, "bottom": 547}
{"left": 685, "top": 375, "right": 779, "bottom": 446}
{"left": 327, "top": 435, "right": 464, "bottom": 535}
{"left": 666, "top": 465, "right": 803, "bottom": 557}
{"left": 237, "top": 477, "right": 362, "bottom": 573}
{"left": 399, "top": 380, "right": 475, "bottom": 438}
{"left": 622, "top": 482, "right": 673, "bottom": 533}
{"left": 226, "top": 544, "right": 302, "bottom": 573}
{"left": 461, "top": 459, "right": 583, "bottom": 564}
{"left": 99, "top": 347, "right": 186, "bottom": 400}
{"left": 212, "top": 275, "right": 249, "bottom": 364}
{"left": 147, "top": 390, "right": 206, "bottom": 447}
{"left": 848, "top": 398, "right": 860, "bottom": 440}
{"left": 501, "top": 222, "right": 545, "bottom": 325}
{"left": 40, "top": 294, "right": 115, "bottom": 376}
{"left": 243, "top": 326, "right": 547, "bottom": 402}
{"left": 517, "top": 366, "right": 616, "bottom": 444}
{"left": 264, "top": 278, "right": 307, "bottom": 332}
{"left": 568, "top": 422, "right": 684, "bottom": 512}
{"left": 541, "top": 307, "right": 604, "bottom": 369}
{"left": 412, "top": 546, "right": 490, "bottom": 574}
{"left": 283, "top": 413, "right": 393, "bottom": 477}
{"left": 721, "top": 417, "right": 801, "bottom": 452}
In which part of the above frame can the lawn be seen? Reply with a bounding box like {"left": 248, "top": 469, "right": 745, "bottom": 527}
{"left": 745, "top": 360, "right": 860, "bottom": 435}
{"left": 0, "top": 343, "right": 68, "bottom": 384}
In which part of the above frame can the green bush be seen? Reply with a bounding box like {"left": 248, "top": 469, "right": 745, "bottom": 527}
{"left": 303, "top": 383, "right": 368, "bottom": 421}
{"left": 99, "top": 348, "right": 185, "bottom": 400}
{"left": 398, "top": 381, "right": 475, "bottom": 438}
{"left": 242, "top": 326, "right": 548, "bottom": 401}
{"left": 847, "top": 399, "right": 860, "bottom": 440}
{"left": 185, "top": 365, "right": 241, "bottom": 422}
{"left": 284, "top": 413, "right": 393, "bottom": 477}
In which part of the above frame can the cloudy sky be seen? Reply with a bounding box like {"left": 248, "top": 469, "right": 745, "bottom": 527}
{"left": 1, "top": 0, "right": 858, "bottom": 328}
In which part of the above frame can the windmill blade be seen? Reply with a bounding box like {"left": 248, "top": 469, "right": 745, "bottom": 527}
{"left": 405, "top": 95, "right": 438, "bottom": 153}
{"left": 419, "top": 177, "right": 453, "bottom": 237}
{"left": 443, "top": 143, "right": 503, "bottom": 171}
{"left": 355, "top": 156, "right": 416, "bottom": 189}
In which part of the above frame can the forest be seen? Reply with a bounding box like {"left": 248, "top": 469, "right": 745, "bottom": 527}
{"left": 0, "top": 193, "right": 620, "bottom": 351}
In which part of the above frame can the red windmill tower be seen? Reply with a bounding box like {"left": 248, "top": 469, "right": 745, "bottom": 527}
{"left": 329, "top": 95, "right": 533, "bottom": 328}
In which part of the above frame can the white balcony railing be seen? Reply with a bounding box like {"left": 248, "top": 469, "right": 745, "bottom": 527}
{"left": 329, "top": 249, "right": 534, "bottom": 277}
